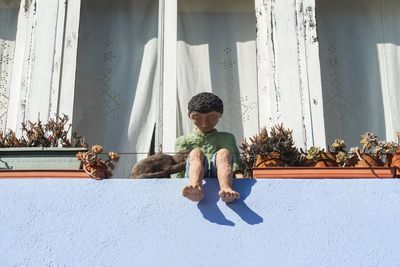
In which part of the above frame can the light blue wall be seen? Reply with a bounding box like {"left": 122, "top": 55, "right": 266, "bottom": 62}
{"left": 1, "top": 178, "right": 400, "bottom": 266}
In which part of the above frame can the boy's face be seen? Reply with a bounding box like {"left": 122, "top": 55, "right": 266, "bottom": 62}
{"left": 189, "top": 111, "right": 221, "bottom": 134}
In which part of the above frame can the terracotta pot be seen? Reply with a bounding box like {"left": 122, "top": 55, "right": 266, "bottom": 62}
{"left": 390, "top": 153, "right": 400, "bottom": 168}
{"left": 252, "top": 167, "right": 395, "bottom": 179}
{"left": 354, "top": 153, "right": 383, "bottom": 167}
{"left": 312, "top": 152, "right": 337, "bottom": 168}
{"left": 83, "top": 163, "right": 107, "bottom": 180}
{"left": 254, "top": 152, "right": 283, "bottom": 167}
{"left": 0, "top": 169, "right": 94, "bottom": 179}
{"left": 314, "top": 159, "right": 337, "bottom": 168}
{"left": 347, "top": 156, "right": 359, "bottom": 167}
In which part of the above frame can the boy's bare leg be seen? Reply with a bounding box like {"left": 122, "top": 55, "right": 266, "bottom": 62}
{"left": 182, "top": 149, "right": 205, "bottom": 202}
{"left": 216, "top": 149, "right": 240, "bottom": 203}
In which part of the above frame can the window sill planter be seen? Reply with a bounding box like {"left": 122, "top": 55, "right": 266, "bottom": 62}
{"left": 252, "top": 167, "right": 396, "bottom": 179}
{"left": 0, "top": 147, "right": 87, "bottom": 170}
{"left": 0, "top": 169, "right": 97, "bottom": 179}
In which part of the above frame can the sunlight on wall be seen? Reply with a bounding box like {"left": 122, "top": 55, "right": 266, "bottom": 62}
{"left": 1, "top": 178, "right": 400, "bottom": 266}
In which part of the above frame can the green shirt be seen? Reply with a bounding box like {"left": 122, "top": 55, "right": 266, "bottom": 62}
{"left": 174, "top": 128, "right": 241, "bottom": 178}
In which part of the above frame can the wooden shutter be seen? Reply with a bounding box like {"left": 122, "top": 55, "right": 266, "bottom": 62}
{"left": 255, "top": 0, "right": 326, "bottom": 148}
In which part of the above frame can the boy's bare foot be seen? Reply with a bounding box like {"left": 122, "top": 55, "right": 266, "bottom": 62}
{"left": 182, "top": 184, "right": 204, "bottom": 202}
{"left": 219, "top": 188, "right": 240, "bottom": 203}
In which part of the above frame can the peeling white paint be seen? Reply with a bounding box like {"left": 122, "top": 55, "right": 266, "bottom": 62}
{"left": 6, "top": 0, "right": 73, "bottom": 133}
{"left": 58, "top": 0, "right": 81, "bottom": 126}
{"left": 5, "top": 0, "right": 327, "bottom": 149}
{"left": 255, "top": 0, "right": 326, "bottom": 148}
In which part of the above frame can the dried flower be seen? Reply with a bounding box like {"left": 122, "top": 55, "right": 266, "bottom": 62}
{"left": 0, "top": 114, "right": 85, "bottom": 148}
{"left": 349, "top": 147, "right": 363, "bottom": 161}
{"left": 92, "top": 145, "right": 104, "bottom": 154}
{"left": 331, "top": 139, "right": 346, "bottom": 152}
{"left": 374, "top": 140, "right": 397, "bottom": 156}
{"left": 76, "top": 152, "right": 88, "bottom": 161}
{"left": 336, "top": 151, "right": 348, "bottom": 166}
{"left": 77, "top": 145, "right": 120, "bottom": 179}
{"left": 85, "top": 152, "right": 97, "bottom": 164}
{"left": 240, "top": 124, "right": 301, "bottom": 177}
{"left": 360, "top": 132, "right": 378, "bottom": 152}
{"left": 305, "top": 146, "right": 323, "bottom": 162}
{"left": 108, "top": 151, "right": 120, "bottom": 161}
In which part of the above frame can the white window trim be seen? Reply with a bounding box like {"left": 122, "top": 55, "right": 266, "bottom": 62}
{"left": 254, "top": 0, "right": 326, "bottom": 148}
{"left": 160, "top": 0, "right": 177, "bottom": 153}
{"left": 4, "top": 0, "right": 327, "bottom": 150}
{"left": 6, "top": 0, "right": 80, "bottom": 137}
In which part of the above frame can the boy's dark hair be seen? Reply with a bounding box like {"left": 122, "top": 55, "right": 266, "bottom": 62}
{"left": 188, "top": 92, "right": 224, "bottom": 114}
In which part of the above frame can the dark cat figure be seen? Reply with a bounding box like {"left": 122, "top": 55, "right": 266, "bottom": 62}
{"left": 130, "top": 150, "right": 190, "bottom": 178}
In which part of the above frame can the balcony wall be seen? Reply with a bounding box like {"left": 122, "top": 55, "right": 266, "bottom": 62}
{"left": 1, "top": 178, "right": 400, "bottom": 266}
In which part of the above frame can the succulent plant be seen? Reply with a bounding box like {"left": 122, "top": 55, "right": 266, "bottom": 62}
{"left": 349, "top": 146, "right": 363, "bottom": 161}
{"left": 0, "top": 114, "right": 86, "bottom": 148}
{"left": 335, "top": 151, "right": 348, "bottom": 167}
{"left": 357, "top": 132, "right": 400, "bottom": 165}
{"left": 375, "top": 141, "right": 396, "bottom": 155}
{"left": 305, "top": 146, "right": 323, "bottom": 162}
{"left": 330, "top": 139, "right": 346, "bottom": 153}
{"left": 240, "top": 124, "right": 301, "bottom": 177}
{"left": 76, "top": 145, "right": 120, "bottom": 179}
{"left": 360, "top": 132, "right": 379, "bottom": 153}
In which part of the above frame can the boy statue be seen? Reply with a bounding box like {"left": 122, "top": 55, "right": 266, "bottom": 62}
{"left": 175, "top": 92, "right": 244, "bottom": 203}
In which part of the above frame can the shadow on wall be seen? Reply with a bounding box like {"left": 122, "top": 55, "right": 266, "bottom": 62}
{"left": 197, "top": 178, "right": 263, "bottom": 226}
{"left": 316, "top": 0, "right": 400, "bottom": 146}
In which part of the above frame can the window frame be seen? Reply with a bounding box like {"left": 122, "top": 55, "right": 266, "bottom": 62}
{"left": 4, "top": 0, "right": 327, "bottom": 151}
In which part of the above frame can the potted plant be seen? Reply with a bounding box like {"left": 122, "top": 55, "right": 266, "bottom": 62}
{"left": 240, "top": 124, "right": 301, "bottom": 177}
{"left": 0, "top": 115, "right": 88, "bottom": 171}
{"left": 76, "top": 145, "right": 120, "bottom": 179}
{"left": 388, "top": 131, "right": 400, "bottom": 169}
{"left": 303, "top": 146, "right": 337, "bottom": 167}
{"left": 247, "top": 127, "right": 396, "bottom": 178}
{"left": 300, "top": 138, "right": 351, "bottom": 168}
{"left": 0, "top": 115, "right": 121, "bottom": 179}
{"left": 351, "top": 132, "right": 384, "bottom": 167}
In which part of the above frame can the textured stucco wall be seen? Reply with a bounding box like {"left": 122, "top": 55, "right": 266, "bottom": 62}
{"left": 1, "top": 178, "right": 400, "bottom": 266}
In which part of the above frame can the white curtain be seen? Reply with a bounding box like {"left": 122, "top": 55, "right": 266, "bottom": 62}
{"left": 73, "top": 0, "right": 160, "bottom": 177}
{"left": 0, "top": 0, "right": 18, "bottom": 131}
{"left": 176, "top": 0, "right": 259, "bottom": 144}
{"left": 317, "top": 0, "right": 400, "bottom": 146}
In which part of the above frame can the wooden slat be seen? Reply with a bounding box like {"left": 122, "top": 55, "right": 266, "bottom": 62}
{"left": 161, "top": 0, "right": 177, "bottom": 153}
{"left": 301, "top": 0, "right": 326, "bottom": 147}
{"left": 255, "top": 0, "right": 272, "bottom": 129}
{"left": 7, "top": 0, "right": 74, "bottom": 132}
{"left": 254, "top": 0, "right": 326, "bottom": 148}
{"left": 58, "top": 0, "right": 81, "bottom": 124}
{"left": 24, "top": 0, "right": 63, "bottom": 121}
{"left": 6, "top": 0, "right": 34, "bottom": 133}
{"left": 49, "top": 0, "right": 68, "bottom": 116}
